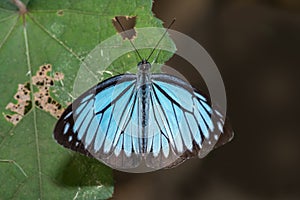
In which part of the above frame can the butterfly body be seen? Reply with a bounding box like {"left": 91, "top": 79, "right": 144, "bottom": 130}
{"left": 136, "top": 60, "right": 151, "bottom": 153}
{"left": 54, "top": 60, "right": 233, "bottom": 172}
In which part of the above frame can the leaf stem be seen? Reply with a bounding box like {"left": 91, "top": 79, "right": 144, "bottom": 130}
{"left": 11, "top": 0, "right": 27, "bottom": 15}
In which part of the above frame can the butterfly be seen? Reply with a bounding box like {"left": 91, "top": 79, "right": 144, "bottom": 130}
{"left": 53, "top": 19, "right": 233, "bottom": 172}
{"left": 53, "top": 60, "right": 233, "bottom": 172}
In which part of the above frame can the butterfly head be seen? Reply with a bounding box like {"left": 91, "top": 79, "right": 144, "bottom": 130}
{"left": 138, "top": 59, "right": 151, "bottom": 72}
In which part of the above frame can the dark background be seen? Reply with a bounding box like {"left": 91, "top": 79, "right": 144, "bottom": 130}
{"left": 112, "top": 1, "right": 300, "bottom": 199}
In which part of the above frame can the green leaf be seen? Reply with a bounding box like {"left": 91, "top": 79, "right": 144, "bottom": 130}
{"left": 0, "top": 0, "right": 175, "bottom": 199}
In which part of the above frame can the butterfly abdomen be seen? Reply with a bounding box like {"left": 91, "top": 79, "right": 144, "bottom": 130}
{"left": 136, "top": 83, "right": 150, "bottom": 152}
{"left": 140, "top": 84, "right": 150, "bottom": 126}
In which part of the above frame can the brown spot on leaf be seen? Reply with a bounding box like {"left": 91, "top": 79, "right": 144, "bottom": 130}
{"left": 6, "top": 84, "right": 30, "bottom": 115}
{"left": 4, "top": 114, "right": 23, "bottom": 125}
{"left": 112, "top": 16, "right": 137, "bottom": 40}
{"left": 4, "top": 84, "right": 31, "bottom": 125}
{"left": 32, "top": 64, "right": 64, "bottom": 119}
{"left": 54, "top": 72, "right": 64, "bottom": 81}
{"left": 57, "top": 10, "right": 64, "bottom": 16}
{"left": 4, "top": 64, "right": 65, "bottom": 125}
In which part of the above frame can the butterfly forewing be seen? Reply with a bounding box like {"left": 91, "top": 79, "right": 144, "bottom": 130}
{"left": 54, "top": 75, "right": 143, "bottom": 169}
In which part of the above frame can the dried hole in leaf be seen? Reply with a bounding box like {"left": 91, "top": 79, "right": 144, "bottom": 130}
{"left": 4, "top": 64, "right": 65, "bottom": 125}
{"left": 4, "top": 84, "right": 31, "bottom": 125}
{"left": 112, "top": 16, "right": 137, "bottom": 40}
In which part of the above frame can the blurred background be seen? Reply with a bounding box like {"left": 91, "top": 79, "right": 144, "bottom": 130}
{"left": 112, "top": 1, "right": 300, "bottom": 199}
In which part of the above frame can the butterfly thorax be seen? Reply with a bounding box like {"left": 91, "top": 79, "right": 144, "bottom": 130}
{"left": 137, "top": 60, "right": 151, "bottom": 84}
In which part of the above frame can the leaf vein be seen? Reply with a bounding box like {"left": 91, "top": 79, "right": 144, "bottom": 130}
{"left": 0, "top": 15, "right": 18, "bottom": 50}
{"left": 27, "top": 13, "right": 99, "bottom": 82}
{"left": 23, "top": 24, "right": 43, "bottom": 199}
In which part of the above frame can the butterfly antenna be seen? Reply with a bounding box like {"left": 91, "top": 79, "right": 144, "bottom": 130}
{"left": 115, "top": 17, "right": 143, "bottom": 61}
{"left": 146, "top": 18, "right": 176, "bottom": 62}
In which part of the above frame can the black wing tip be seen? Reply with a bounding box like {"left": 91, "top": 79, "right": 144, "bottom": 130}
{"left": 53, "top": 104, "right": 93, "bottom": 158}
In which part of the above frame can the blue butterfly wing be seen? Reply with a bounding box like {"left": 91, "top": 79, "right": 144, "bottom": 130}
{"left": 54, "top": 74, "right": 145, "bottom": 169}
{"left": 144, "top": 74, "right": 233, "bottom": 168}
{"left": 54, "top": 73, "right": 233, "bottom": 171}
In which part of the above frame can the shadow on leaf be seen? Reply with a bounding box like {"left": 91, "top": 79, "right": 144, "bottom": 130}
{"left": 55, "top": 153, "right": 113, "bottom": 187}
